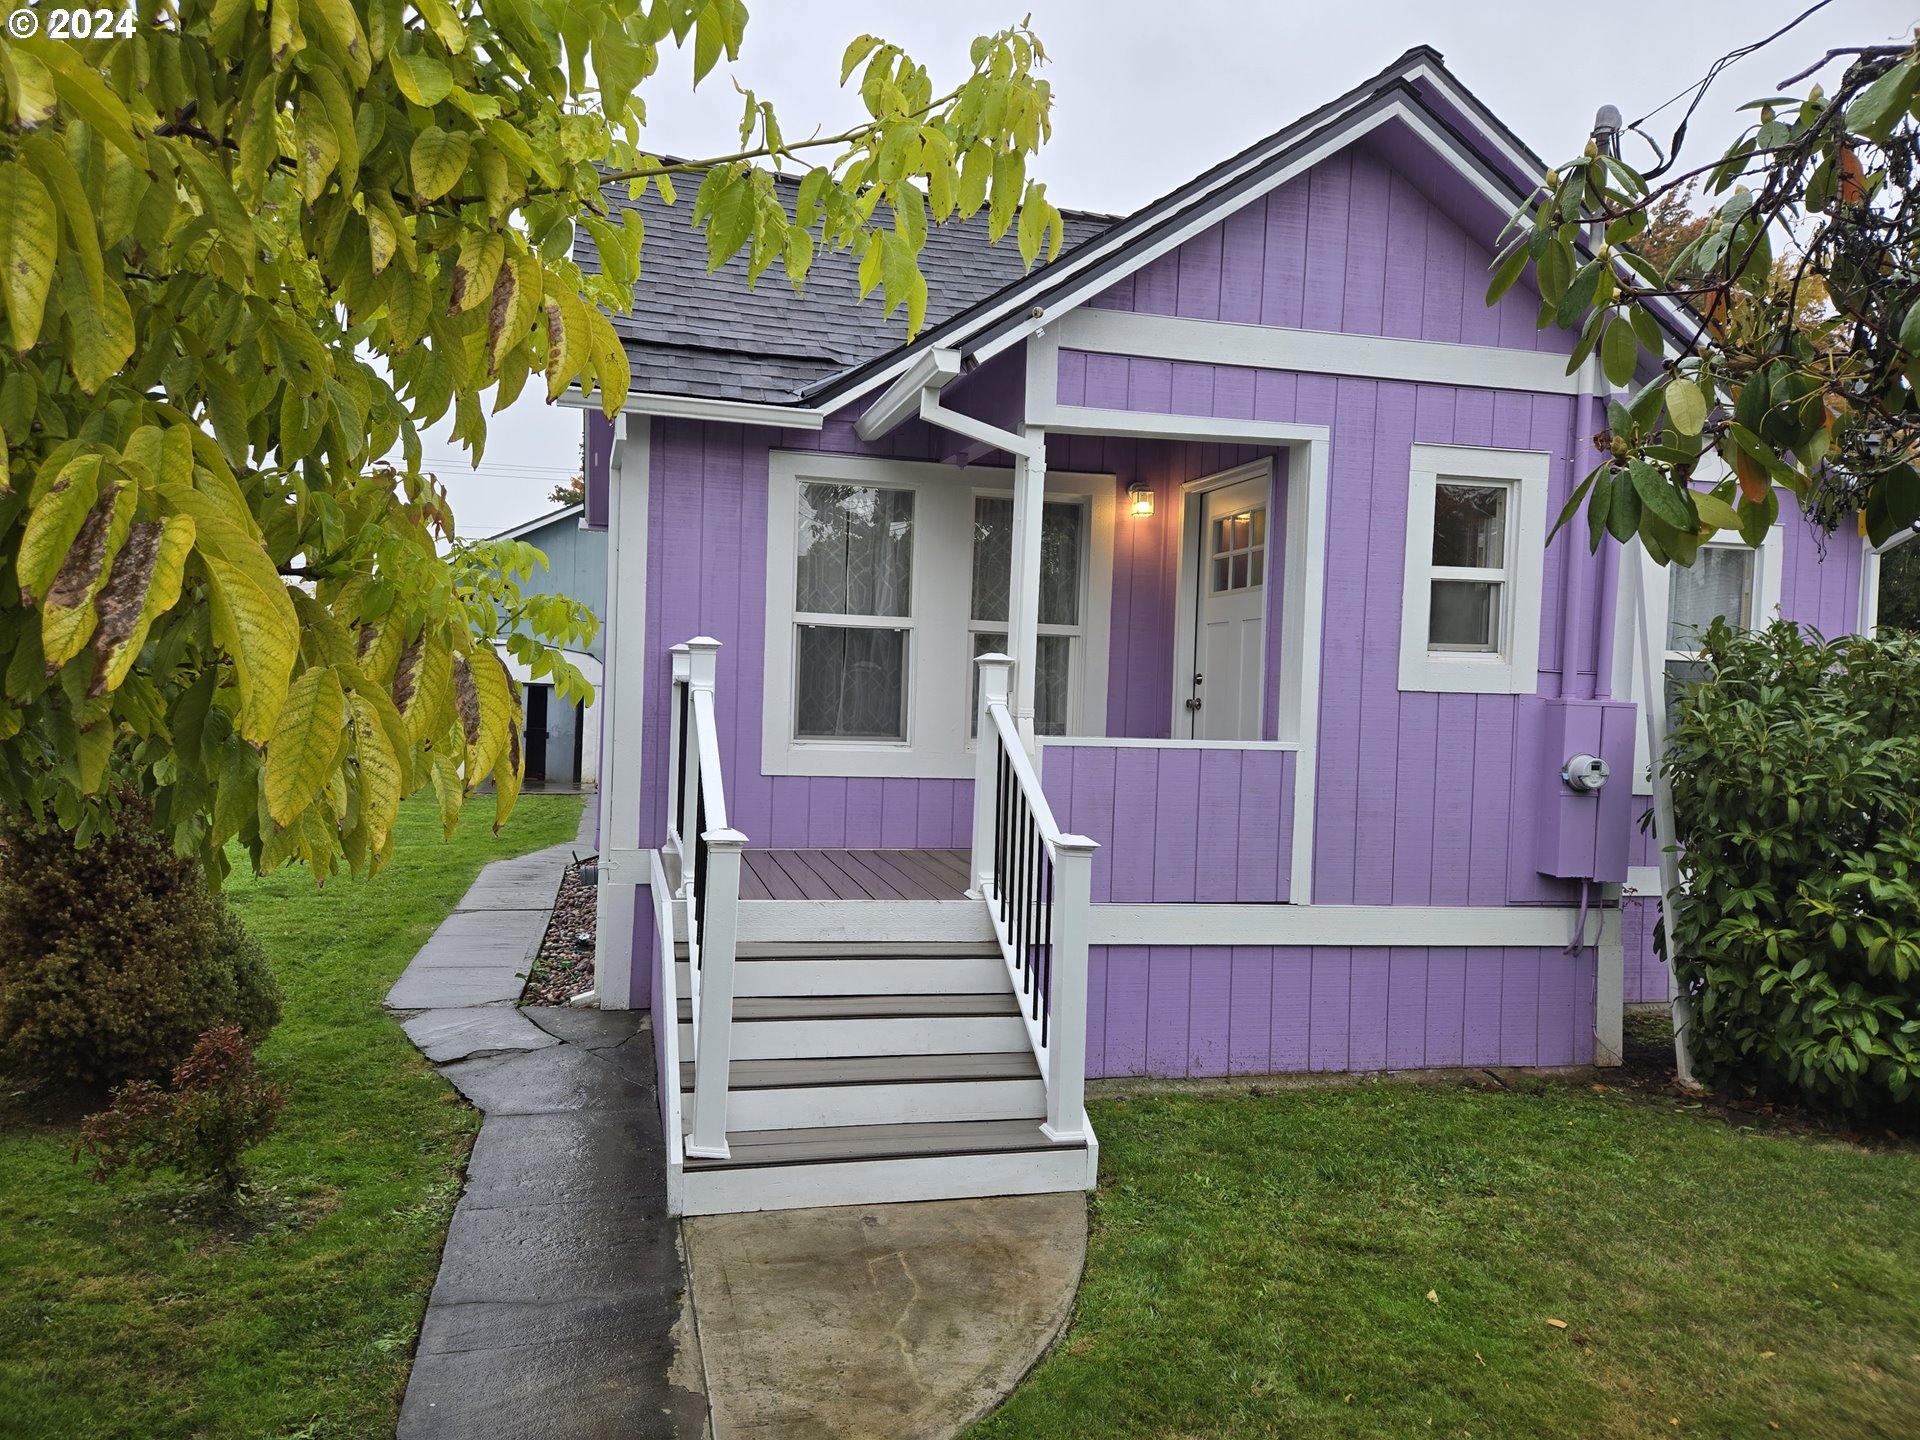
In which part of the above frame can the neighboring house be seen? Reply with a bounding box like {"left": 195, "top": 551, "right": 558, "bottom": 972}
{"left": 567, "top": 47, "right": 1871, "bottom": 1216}
{"left": 488, "top": 503, "right": 607, "bottom": 788}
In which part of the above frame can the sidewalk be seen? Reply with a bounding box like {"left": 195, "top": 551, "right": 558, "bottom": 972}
{"left": 385, "top": 815, "right": 708, "bottom": 1440}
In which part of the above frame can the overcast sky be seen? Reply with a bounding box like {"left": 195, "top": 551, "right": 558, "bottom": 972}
{"left": 427, "top": 0, "right": 1914, "bottom": 535}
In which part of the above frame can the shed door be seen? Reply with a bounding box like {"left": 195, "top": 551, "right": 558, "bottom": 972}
{"left": 1185, "top": 476, "right": 1267, "bottom": 741}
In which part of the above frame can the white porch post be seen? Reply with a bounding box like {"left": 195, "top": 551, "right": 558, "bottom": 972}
{"left": 969, "top": 653, "right": 1013, "bottom": 896}
{"left": 592, "top": 412, "right": 650, "bottom": 1011}
{"left": 1042, "top": 833, "right": 1097, "bottom": 1143}
{"left": 1007, "top": 430, "right": 1047, "bottom": 749}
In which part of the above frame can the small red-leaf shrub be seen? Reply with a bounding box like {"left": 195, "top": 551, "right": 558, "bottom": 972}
{"left": 76, "top": 1026, "right": 285, "bottom": 1196}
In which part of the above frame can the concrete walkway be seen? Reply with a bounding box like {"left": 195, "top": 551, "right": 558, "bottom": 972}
{"left": 385, "top": 819, "right": 708, "bottom": 1440}
{"left": 384, "top": 811, "right": 1087, "bottom": 1439}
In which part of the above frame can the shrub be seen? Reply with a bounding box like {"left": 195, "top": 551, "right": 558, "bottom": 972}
{"left": 75, "top": 1026, "right": 285, "bottom": 1196}
{"left": 1661, "top": 619, "right": 1920, "bottom": 1116}
{"left": 0, "top": 801, "right": 281, "bottom": 1087}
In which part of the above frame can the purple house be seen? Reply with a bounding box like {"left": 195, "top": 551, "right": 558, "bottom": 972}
{"left": 569, "top": 49, "right": 1876, "bottom": 1216}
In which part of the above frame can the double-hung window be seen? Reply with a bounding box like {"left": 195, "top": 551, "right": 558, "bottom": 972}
{"left": 1399, "top": 443, "right": 1549, "bottom": 694}
{"left": 969, "top": 496, "right": 1085, "bottom": 737}
{"left": 1663, "top": 543, "right": 1754, "bottom": 719}
{"left": 764, "top": 452, "right": 1115, "bottom": 780}
{"left": 792, "top": 482, "right": 914, "bottom": 740}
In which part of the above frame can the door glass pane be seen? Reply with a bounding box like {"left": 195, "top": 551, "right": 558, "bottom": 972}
{"left": 971, "top": 498, "right": 1082, "bottom": 626}
{"left": 1208, "top": 504, "right": 1266, "bottom": 593}
{"left": 970, "top": 631, "right": 1068, "bottom": 737}
{"left": 1668, "top": 546, "right": 1754, "bottom": 649}
{"left": 1432, "top": 483, "right": 1506, "bottom": 568}
{"left": 1429, "top": 579, "right": 1500, "bottom": 650}
{"left": 796, "top": 484, "right": 913, "bottom": 617}
{"left": 1231, "top": 553, "right": 1248, "bottom": 588}
{"left": 1212, "top": 557, "right": 1230, "bottom": 593}
{"left": 795, "top": 625, "right": 907, "bottom": 738}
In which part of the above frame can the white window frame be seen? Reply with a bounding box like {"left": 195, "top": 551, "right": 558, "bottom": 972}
{"left": 967, "top": 491, "right": 1090, "bottom": 739}
{"left": 1398, "top": 442, "right": 1550, "bottom": 694}
{"left": 763, "top": 451, "right": 1114, "bottom": 780}
{"left": 1621, "top": 523, "right": 1784, "bottom": 794}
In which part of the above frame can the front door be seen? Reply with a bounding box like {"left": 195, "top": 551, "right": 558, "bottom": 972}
{"left": 1184, "top": 475, "right": 1268, "bottom": 740}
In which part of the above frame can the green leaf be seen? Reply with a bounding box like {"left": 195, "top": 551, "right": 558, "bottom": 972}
{"left": 1600, "top": 316, "right": 1639, "bottom": 387}
{"left": 18, "top": 36, "right": 141, "bottom": 158}
{"left": 1847, "top": 58, "right": 1918, "bottom": 141}
{"left": 1485, "top": 238, "right": 1529, "bottom": 305}
{"left": 0, "top": 163, "right": 57, "bottom": 351}
{"left": 347, "top": 691, "right": 404, "bottom": 863}
{"left": 265, "top": 665, "right": 347, "bottom": 826}
{"left": 410, "top": 126, "right": 472, "bottom": 203}
{"left": 293, "top": 103, "right": 342, "bottom": 205}
{"left": 1630, "top": 457, "right": 1696, "bottom": 532}
{"left": 1692, "top": 491, "right": 1742, "bottom": 533}
{"left": 1607, "top": 467, "right": 1641, "bottom": 543}
{"left": 1667, "top": 377, "right": 1708, "bottom": 437}
{"left": 1555, "top": 261, "right": 1603, "bottom": 329}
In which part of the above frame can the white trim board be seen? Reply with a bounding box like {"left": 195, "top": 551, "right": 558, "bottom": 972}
{"left": 1057, "top": 309, "right": 1585, "bottom": 397}
{"left": 1087, "top": 903, "right": 1620, "bottom": 949}
{"left": 559, "top": 388, "right": 827, "bottom": 431}
{"left": 1038, "top": 737, "right": 1299, "bottom": 752}
{"left": 592, "top": 414, "right": 652, "bottom": 1009}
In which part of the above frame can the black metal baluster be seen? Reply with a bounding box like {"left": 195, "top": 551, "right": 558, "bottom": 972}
{"left": 693, "top": 788, "right": 708, "bottom": 964}
{"left": 995, "top": 744, "right": 1009, "bottom": 925}
{"left": 1040, "top": 849, "right": 1054, "bottom": 1044}
{"left": 675, "top": 682, "right": 690, "bottom": 833}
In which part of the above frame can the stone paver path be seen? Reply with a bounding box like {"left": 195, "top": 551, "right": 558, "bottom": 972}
{"left": 385, "top": 823, "right": 706, "bottom": 1440}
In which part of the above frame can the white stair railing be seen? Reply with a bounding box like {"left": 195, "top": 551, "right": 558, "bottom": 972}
{"left": 664, "top": 637, "right": 745, "bottom": 1161}
{"left": 969, "top": 653, "right": 1097, "bottom": 1144}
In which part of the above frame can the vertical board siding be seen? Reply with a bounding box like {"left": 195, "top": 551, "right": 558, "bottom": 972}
{"left": 1043, "top": 745, "right": 1296, "bottom": 903}
{"left": 1088, "top": 137, "right": 1574, "bottom": 355}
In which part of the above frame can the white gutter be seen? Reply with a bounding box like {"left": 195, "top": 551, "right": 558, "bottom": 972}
{"left": 855, "top": 346, "right": 1043, "bottom": 460}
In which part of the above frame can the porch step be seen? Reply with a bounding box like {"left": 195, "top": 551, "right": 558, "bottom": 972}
{"left": 676, "top": 1119, "right": 1093, "bottom": 1216}
{"left": 678, "top": 1052, "right": 1045, "bottom": 1131}
{"left": 675, "top": 947, "right": 1007, "bottom": 997}
{"left": 676, "top": 991, "right": 1030, "bottom": 1060}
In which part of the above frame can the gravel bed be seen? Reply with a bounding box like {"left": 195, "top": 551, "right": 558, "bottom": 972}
{"left": 521, "top": 859, "right": 598, "bottom": 1006}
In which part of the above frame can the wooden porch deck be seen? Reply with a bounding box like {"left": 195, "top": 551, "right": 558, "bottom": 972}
{"left": 737, "top": 849, "right": 973, "bottom": 902}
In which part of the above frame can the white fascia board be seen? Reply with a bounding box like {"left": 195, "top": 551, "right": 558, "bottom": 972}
{"left": 856, "top": 348, "right": 962, "bottom": 441}
{"left": 1057, "top": 308, "right": 1585, "bottom": 396}
{"left": 1088, "top": 903, "right": 1616, "bottom": 949}
{"left": 490, "top": 503, "right": 585, "bottom": 542}
{"left": 557, "top": 386, "right": 827, "bottom": 431}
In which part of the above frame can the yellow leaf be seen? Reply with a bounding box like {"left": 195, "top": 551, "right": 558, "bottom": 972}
{"left": 294, "top": 103, "right": 341, "bottom": 205}
{"left": 265, "top": 665, "right": 347, "bottom": 825}
{"left": 430, "top": 747, "right": 462, "bottom": 837}
{"left": 450, "top": 231, "right": 505, "bottom": 314}
{"left": 410, "top": 126, "right": 471, "bottom": 203}
{"left": 16, "top": 453, "right": 101, "bottom": 603}
{"left": 88, "top": 514, "right": 195, "bottom": 696}
{"left": 41, "top": 478, "right": 134, "bottom": 668}
{"left": 59, "top": 261, "right": 136, "bottom": 393}
{"left": 1667, "top": 377, "right": 1708, "bottom": 437}
{"left": 347, "top": 691, "right": 404, "bottom": 864}
{"left": 0, "top": 45, "right": 56, "bottom": 128}
{"left": 453, "top": 647, "right": 512, "bottom": 786}
{"left": 542, "top": 283, "right": 589, "bottom": 400}
{"left": 494, "top": 676, "right": 522, "bottom": 832}
{"left": 1426, "top": 1290, "right": 1439, "bottom": 1305}
{"left": 1545, "top": 1318, "right": 1568, "bottom": 1330}
{"left": 0, "top": 163, "right": 57, "bottom": 352}
{"left": 269, "top": 0, "right": 305, "bottom": 64}
{"left": 584, "top": 304, "right": 629, "bottom": 416}
{"left": 366, "top": 206, "right": 398, "bottom": 275}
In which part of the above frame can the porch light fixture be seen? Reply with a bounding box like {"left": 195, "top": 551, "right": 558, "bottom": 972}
{"left": 1127, "top": 481, "right": 1154, "bottom": 518}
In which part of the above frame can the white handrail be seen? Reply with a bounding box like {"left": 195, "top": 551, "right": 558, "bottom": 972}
{"left": 971, "top": 652, "right": 1096, "bottom": 1144}
{"left": 648, "top": 848, "right": 684, "bottom": 1171}
{"left": 673, "top": 637, "right": 744, "bottom": 1162}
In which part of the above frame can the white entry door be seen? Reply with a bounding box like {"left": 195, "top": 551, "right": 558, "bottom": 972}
{"left": 1184, "top": 475, "right": 1268, "bottom": 740}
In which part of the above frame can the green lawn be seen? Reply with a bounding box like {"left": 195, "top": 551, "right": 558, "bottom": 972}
{"left": 976, "top": 1075, "right": 1920, "bottom": 1439}
{"left": 0, "top": 792, "right": 583, "bottom": 1440}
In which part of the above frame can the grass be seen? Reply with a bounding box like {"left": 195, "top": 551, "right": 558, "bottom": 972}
{"left": 0, "top": 792, "right": 583, "bottom": 1440}
{"left": 974, "top": 1072, "right": 1920, "bottom": 1439}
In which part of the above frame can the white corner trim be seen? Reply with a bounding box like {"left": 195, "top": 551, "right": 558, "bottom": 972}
{"left": 1087, "top": 902, "right": 1620, "bottom": 949}
{"left": 592, "top": 414, "right": 652, "bottom": 1010}
{"left": 1057, "top": 309, "right": 1584, "bottom": 397}
{"left": 1397, "top": 442, "right": 1550, "bottom": 696}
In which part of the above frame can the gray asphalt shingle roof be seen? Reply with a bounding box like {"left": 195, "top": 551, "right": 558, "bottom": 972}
{"left": 574, "top": 171, "right": 1116, "bottom": 405}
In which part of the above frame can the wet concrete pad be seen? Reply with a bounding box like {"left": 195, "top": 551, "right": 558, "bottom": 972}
{"left": 386, "top": 966, "right": 526, "bottom": 1010}
{"left": 683, "top": 1193, "right": 1087, "bottom": 1439}
{"left": 408, "top": 909, "right": 550, "bottom": 968}
{"left": 430, "top": 1198, "right": 679, "bottom": 1306}
{"left": 463, "top": 1109, "right": 659, "bottom": 1211}
{"left": 436, "top": 1045, "right": 654, "bottom": 1116}
{"left": 525, "top": 1007, "right": 649, "bottom": 1050}
{"left": 403, "top": 1008, "right": 559, "bottom": 1064}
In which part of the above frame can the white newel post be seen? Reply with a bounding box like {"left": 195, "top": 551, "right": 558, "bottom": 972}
{"left": 1043, "top": 832, "right": 1097, "bottom": 1143}
{"left": 1007, "top": 436, "right": 1047, "bottom": 750}
{"left": 665, "top": 644, "right": 690, "bottom": 848}
{"left": 685, "top": 827, "right": 746, "bottom": 1160}
{"left": 969, "top": 653, "right": 1013, "bottom": 897}
{"left": 679, "top": 638, "right": 719, "bottom": 896}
